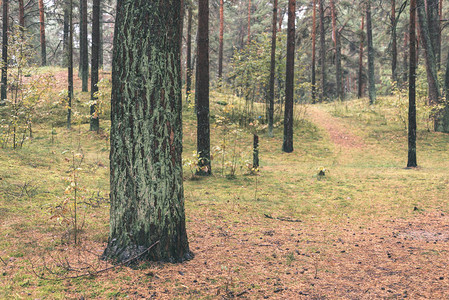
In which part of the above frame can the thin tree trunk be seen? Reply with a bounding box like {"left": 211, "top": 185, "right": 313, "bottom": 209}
{"left": 186, "top": 6, "right": 192, "bottom": 101}
{"left": 267, "top": 0, "right": 278, "bottom": 137}
{"left": 283, "top": 0, "right": 295, "bottom": 153}
{"left": 319, "top": 0, "right": 326, "bottom": 101}
{"left": 196, "top": 0, "right": 211, "bottom": 175}
{"left": 1, "top": 0, "right": 8, "bottom": 102}
{"left": 402, "top": 31, "right": 408, "bottom": 83}
{"left": 62, "top": 1, "right": 69, "bottom": 67}
{"left": 104, "top": 0, "right": 191, "bottom": 263}
{"left": 358, "top": 15, "right": 364, "bottom": 98}
{"left": 330, "top": 0, "right": 342, "bottom": 100}
{"left": 38, "top": 0, "right": 46, "bottom": 66}
{"left": 438, "top": 0, "right": 442, "bottom": 68}
{"left": 218, "top": 0, "right": 224, "bottom": 79}
{"left": 247, "top": 0, "right": 251, "bottom": 44}
{"left": 407, "top": 0, "right": 417, "bottom": 167}
{"left": 311, "top": 0, "right": 317, "bottom": 102}
{"left": 366, "top": 0, "right": 376, "bottom": 104}
{"left": 67, "top": 0, "right": 73, "bottom": 129}
{"left": 80, "top": 0, "right": 88, "bottom": 92}
{"left": 99, "top": 1, "right": 103, "bottom": 69}
{"left": 391, "top": 0, "right": 397, "bottom": 85}
{"left": 90, "top": 0, "right": 100, "bottom": 132}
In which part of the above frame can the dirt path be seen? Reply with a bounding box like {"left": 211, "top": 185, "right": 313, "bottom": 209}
{"left": 307, "top": 105, "right": 365, "bottom": 149}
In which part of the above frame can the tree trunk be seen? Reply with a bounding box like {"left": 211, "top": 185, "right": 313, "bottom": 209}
{"left": 330, "top": 0, "right": 343, "bottom": 100}
{"left": 18, "top": 0, "right": 24, "bottom": 28}
{"left": 186, "top": 6, "right": 192, "bottom": 101}
{"left": 267, "top": 0, "right": 277, "bottom": 137}
{"left": 247, "top": 0, "right": 251, "bottom": 44}
{"left": 62, "top": 0, "right": 69, "bottom": 67}
{"left": 80, "top": 0, "right": 88, "bottom": 92}
{"left": 196, "top": 0, "right": 211, "bottom": 175}
{"left": 90, "top": 0, "right": 100, "bottom": 132}
{"left": 319, "top": 0, "right": 326, "bottom": 101}
{"left": 103, "top": 0, "right": 191, "bottom": 263}
{"left": 218, "top": 0, "right": 224, "bottom": 79}
{"left": 67, "top": 0, "right": 73, "bottom": 129}
{"left": 1, "top": 0, "right": 8, "bottom": 102}
{"left": 311, "top": 0, "right": 317, "bottom": 103}
{"left": 407, "top": 0, "right": 417, "bottom": 168}
{"left": 358, "top": 15, "right": 364, "bottom": 99}
{"left": 417, "top": 0, "right": 440, "bottom": 128}
{"left": 438, "top": 0, "right": 442, "bottom": 68}
{"left": 391, "top": 0, "right": 397, "bottom": 85}
{"left": 402, "top": 31, "right": 408, "bottom": 83}
{"left": 38, "top": 0, "right": 46, "bottom": 66}
{"left": 426, "top": 0, "right": 439, "bottom": 69}
{"left": 99, "top": 1, "right": 104, "bottom": 69}
{"left": 366, "top": 0, "right": 376, "bottom": 104}
{"left": 253, "top": 134, "right": 259, "bottom": 168}
{"left": 283, "top": 0, "right": 295, "bottom": 153}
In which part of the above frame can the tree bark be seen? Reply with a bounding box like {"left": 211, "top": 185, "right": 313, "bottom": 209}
{"left": 104, "top": 0, "right": 191, "bottom": 263}
{"left": 267, "top": 0, "right": 277, "bottom": 137}
{"left": 1, "top": 0, "right": 8, "bottom": 102}
{"left": 67, "top": 0, "right": 73, "bottom": 129}
{"left": 311, "top": 0, "right": 317, "bottom": 102}
{"left": 62, "top": 0, "right": 69, "bottom": 67}
{"left": 417, "top": 0, "right": 440, "bottom": 111}
{"left": 18, "top": 0, "right": 24, "bottom": 28}
{"left": 391, "top": 0, "right": 397, "bottom": 85}
{"left": 407, "top": 0, "right": 417, "bottom": 168}
{"left": 186, "top": 6, "right": 192, "bottom": 101}
{"left": 196, "top": 0, "right": 211, "bottom": 175}
{"left": 366, "top": 0, "right": 376, "bottom": 104}
{"left": 247, "top": 0, "right": 251, "bottom": 44}
{"left": 80, "top": 0, "right": 88, "bottom": 92}
{"left": 358, "top": 15, "right": 364, "bottom": 99}
{"left": 319, "top": 0, "right": 326, "bottom": 101}
{"left": 283, "top": 0, "right": 295, "bottom": 153}
{"left": 90, "top": 0, "right": 100, "bottom": 132}
{"left": 330, "top": 0, "right": 343, "bottom": 100}
{"left": 218, "top": 0, "right": 224, "bottom": 79}
{"left": 402, "top": 31, "right": 408, "bottom": 83}
{"left": 426, "top": 0, "right": 439, "bottom": 69}
{"left": 38, "top": 0, "right": 46, "bottom": 66}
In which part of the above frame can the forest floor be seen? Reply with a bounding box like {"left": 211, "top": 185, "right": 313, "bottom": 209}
{"left": 1, "top": 69, "right": 449, "bottom": 299}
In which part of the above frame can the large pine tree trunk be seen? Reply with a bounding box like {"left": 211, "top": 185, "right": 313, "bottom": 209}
{"left": 358, "top": 15, "right": 364, "bottom": 99}
{"left": 319, "top": 0, "right": 326, "bottom": 101}
{"left": 283, "top": 0, "right": 295, "bottom": 153}
{"left": 90, "top": 0, "right": 100, "bottom": 132}
{"left": 267, "top": 0, "right": 277, "bottom": 137}
{"left": 311, "top": 0, "right": 317, "bottom": 103}
{"left": 408, "top": 0, "right": 417, "bottom": 167}
{"left": 1, "top": 0, "right": 8, "bottom": 102}
{"left": 38, "top": 0, "right": 46, "bottom": 66}
{"left": 196, "top": 0, "right": 211, "bottom": 175}
{"left": 186, "top": 6, "right": 192, "bottom": 101}
{"left": 80, "top": 0, "right": 88, "bottom": 92}
{"left": 218, "top": 0, "right": 224, "bottom": 79}
{"left": 366, "top": 0, "right": 376, "bottom": 104}
{"left": 103, "top": 0, "right": 191, "bottom": 263}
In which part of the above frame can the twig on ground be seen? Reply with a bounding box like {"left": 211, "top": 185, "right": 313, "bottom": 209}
{"left": 0, "top": 256, "right": 7, "bottom": 266}
{"left": 32, "top": 241, "right": 160, "bottom": 281}
{"left": 264, "top": 214, "right": 302, "bottom": 223}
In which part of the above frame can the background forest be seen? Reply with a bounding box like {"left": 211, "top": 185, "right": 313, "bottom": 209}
{"left": 0, "top": 0, "right": 449, "bottom": 298}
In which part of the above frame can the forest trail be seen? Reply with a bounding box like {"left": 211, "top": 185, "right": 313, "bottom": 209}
{"left": 307, "top": 105, "right": 365, "bottom": 149}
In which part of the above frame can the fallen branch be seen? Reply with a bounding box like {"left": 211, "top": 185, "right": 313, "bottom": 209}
{"left": 32, "top": 241, "right": 160, "bottom": 281}
{"left": 0, "top": 256, "right": 7, "bottom": 266}
{"left": 264, "top": 214, "right": 302, "bottom": 223}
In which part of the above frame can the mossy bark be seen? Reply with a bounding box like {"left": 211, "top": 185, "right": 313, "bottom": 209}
{"left": 366, "top": 0, "right": 376, "bottom": 105}
{"left": 1, "top": 0, "right": 8, "bottom": 102}
{"left": 104, "top": 0, "right": 191, "bottom": 263}
{"left": 90, "top": 0, "right": 100, "bottom": 132}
